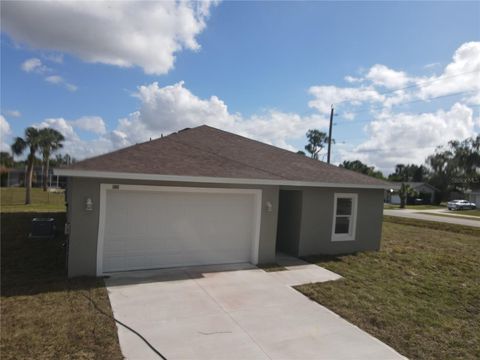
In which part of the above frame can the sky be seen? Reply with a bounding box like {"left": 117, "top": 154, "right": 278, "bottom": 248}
{"left": 1, "top": 1, "right": 479, "bottom": 175}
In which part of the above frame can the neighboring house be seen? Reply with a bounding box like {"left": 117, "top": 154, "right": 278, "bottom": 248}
{"left": 465, "top": 189, "right": 480, "bottom": 205}
{"left": 55, "top": 125, "right": 393, "bottom": 277}
{"left": 0, "top": 166, "right": 66, "bottom": 188}
{"left": 385, "top": 182, "right": 438, "bottom": 205}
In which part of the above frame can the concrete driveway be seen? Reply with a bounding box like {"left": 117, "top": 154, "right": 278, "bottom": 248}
{"left": 106, "top": 263, "right": 404, "bottom": 360}
{"left": 384, "top": 208, "right": 480, "bottom": 227}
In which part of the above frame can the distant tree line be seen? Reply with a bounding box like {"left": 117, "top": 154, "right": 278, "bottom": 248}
{"left": 298, "top": 129, "right": 479, "bottom": 204}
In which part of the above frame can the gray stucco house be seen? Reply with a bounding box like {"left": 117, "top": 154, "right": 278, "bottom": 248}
{"left": 55, "top": 125, "right": 392, "bottom": 277}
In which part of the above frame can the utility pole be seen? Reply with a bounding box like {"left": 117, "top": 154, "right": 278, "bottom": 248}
{"left": 327, "top": 105, "right": 334, "bottom": 164}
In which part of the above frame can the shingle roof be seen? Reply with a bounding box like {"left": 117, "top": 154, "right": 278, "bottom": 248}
{"left": 62, "top": 125, "right": 391, "bottom": 187}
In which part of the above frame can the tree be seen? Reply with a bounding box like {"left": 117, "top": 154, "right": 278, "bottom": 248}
{"left": 388, "top": 164, "right": 428, "bottom": 182}
{"left": 304, "top": 129, "right": 332, "bottom": 160}
{"left": 398, "top": 183, "right": 416, "bottom": 209}
{"left": 11, "top": 127, "right": 42, "bottom": 204}
{"left": 448, "top": 135, "right": 480, "bottom": 190}
{"left": 51, "top": 153, "right": 76, "bottom": 167}
{"left": 339, "top": 160, "right": 385, "bottom": 179}
{"left": 296, "top": 151, "right": 306, "bottom": 156}
{"left": 0, "top": 152, "right": 14, "bottom": 168}
{"left": 39, "top": 128, "right": 65, "bottom": 191}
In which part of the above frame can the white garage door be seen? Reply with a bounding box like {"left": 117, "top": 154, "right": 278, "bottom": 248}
{"left": 97, "top": 185, "right": 261, "bottom": 274}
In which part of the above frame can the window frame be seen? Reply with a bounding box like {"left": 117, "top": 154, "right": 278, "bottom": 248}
{"left": 331, "top": 193, "right": 358, "bottom": 242}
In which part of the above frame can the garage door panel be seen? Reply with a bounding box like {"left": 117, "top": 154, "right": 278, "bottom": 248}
{"left": 101, "top": 187, "right": 259, "bottom": 273}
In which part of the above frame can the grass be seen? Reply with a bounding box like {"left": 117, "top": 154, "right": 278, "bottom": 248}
{"left": 257, "top": 263, "right": 288, "bottom": 272}
{"left": 444, "top": 209, "right": 480, "bottom": 217}
{"left": 384, "top": 204, "right": 444, "bottom": 210}
{"left": 0, "top": 187, "right": 66, "bottom": 213}
{"left": 383, "top": 215, "right": 480, "bottom": 236}
{"left": 1, "top": 212, "right": 122, "bottom": 359}
{"left": 415, "top": 211, "right": 480, "bottom": 221}
{"left": 296, "top": 217, "right": 480, "bottom": 360}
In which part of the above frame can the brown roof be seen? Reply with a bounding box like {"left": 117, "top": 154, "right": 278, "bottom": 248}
{"left": 62, "top": 125, "right": 391, "bottom": 187}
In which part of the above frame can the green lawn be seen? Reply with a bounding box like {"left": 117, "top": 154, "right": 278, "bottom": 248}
{"left": 415, "top": 211, "right": 480, "bottom": 221}
{"left": 0, "top": 187, "right": 66, "bottom": 212}
{"left": 297, "top": 217, "right": 480, "bottom": 360}
{"left": 0, "top": 212, "right": 122, "bottom": 359}
{"left": 445, "top": 209, "right": 480, "bottom": 217}
{"left": 384, "top": 203, "right": 444, "bottom": 210}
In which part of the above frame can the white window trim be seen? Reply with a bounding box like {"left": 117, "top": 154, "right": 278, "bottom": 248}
{"left": 331, "top": 193, "right": 358, "bottom": 242}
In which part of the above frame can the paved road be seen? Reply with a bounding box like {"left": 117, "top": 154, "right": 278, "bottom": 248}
{"left": 384, "top": 209, "right": 480, "bottom": 228}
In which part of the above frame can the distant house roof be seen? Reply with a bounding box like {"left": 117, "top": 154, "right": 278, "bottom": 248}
{"left": 405, "top": 182, "right": 439, "bottom": 192}
{"left": 55, "top": 125, "right": 393, "bottom": 189}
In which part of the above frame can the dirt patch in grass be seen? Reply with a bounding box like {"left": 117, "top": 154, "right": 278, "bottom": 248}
{"left": 297, "top": 219, "right": 480, "bottom": 360}
{"left": 257, "top": 263, "right": 288, "bottom": 272}
{"left": 1, "top": 212, "right": 122, "bottom": 359}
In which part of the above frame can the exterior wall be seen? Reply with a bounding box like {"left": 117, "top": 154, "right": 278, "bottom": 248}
{"left": 466, "top": 192, "right": 480, "bottom": 205}
{"left": 67, "top": 177, "right": 279, "bottom": 277}
{"left": 297, "top": 187, "right": 384, "bottom": 256}
{"left": 413, "top": 184, "right": 436, "bottom": 203}
{"left": 276, "top": 190, "right": 302, "bottom": 256}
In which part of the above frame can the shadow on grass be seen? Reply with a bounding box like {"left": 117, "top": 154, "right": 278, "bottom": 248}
{"left": 301, "top": 253, "right": 348, "bottom": 264}
{"left": 1, "top": 212, "right": 103, "bottom": 297}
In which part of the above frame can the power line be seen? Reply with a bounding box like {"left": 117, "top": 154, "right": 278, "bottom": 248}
{"left": 334, "top": 69, "right": 480, "bottom": 107}
{"left": 353, "top": 144, "right": 448, "bottom": 153}
{"left": 334, "top": 90, "right": 478, "bottom": 125}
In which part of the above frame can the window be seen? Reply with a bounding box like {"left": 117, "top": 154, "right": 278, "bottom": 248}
{"left": 331, "top": 193, "right": 358, "bottom": 241}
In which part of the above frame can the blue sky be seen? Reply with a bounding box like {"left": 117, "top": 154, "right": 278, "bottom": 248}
{"left": 1, "top": 1, "right": 479, "bottom": 174}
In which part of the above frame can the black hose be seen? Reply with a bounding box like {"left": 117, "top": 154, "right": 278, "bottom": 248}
{"left": 82, "top": 293, "right": 168, "bottom": 360}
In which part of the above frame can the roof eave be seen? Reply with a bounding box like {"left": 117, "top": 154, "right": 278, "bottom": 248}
{"left": 54, "top": 168, "right": 394, "bottom": 190}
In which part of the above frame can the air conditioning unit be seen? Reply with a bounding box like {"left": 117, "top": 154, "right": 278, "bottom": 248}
{"left": 29, "top": 218, "right": 56, "bottom": 239}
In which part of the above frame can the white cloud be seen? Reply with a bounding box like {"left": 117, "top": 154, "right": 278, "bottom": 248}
{"left": 1, "top": 115, "right": 11, "bottom": 135}
{"left": 118, "top": 81, "right": 329, "bottom": 149}
{"left": 2, "top": 1, "right": 218, "bottom": 75}
{"left": 44, "top": 75, "right": 63, "bottom": 84}
{"left": 365, "top": 64, "right": 411, "bottom": 89}
{"left": 34, "top": 117, "right": 113, "bottom": 159}
{"left": 45, "top": 75, "right": 77, "bottom": 92}
{"left": 344, "top": 103, "right": 476, "bottom": 172}
{"left": 21, "top": 58, "right": 48, "bottom": 73}
{"left": 0, "top": 115, "right": 12, "bottom": 151}
{"left": 21, "top": 58, "right": 77, "bottom": 92}
{"left": 344, "top": 75, "right": 363, "bottom": 83}
{"left": 14, "top": 41, "right": 478, "bottom": 174}
{"left": 3, "top": 110, "right": 21, "bottom": 118}
{"left": 308, "top": 85, "right": 384, "bottom": 113}
{"left": 72, "top": 116, "right": 106, "bottom": 135}
{"left": 30, "top": 81, "right": 328, "bottom": 159}
{"left": 36, "top": 118, "right": 77, "bottom": 139}
{"left": 417, "top": 42, "right": 480, "bottom": 102}
{"left": 424, "top": 62, "right": 440, "bottom": 69}
{"left": 310, "top": 42, "right": 480, "bottom": 117}
{"left": 37, "top": 116, "right": 107, "bottom": 136}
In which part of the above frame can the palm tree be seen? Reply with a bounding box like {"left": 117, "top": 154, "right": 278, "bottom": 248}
{"left": 398, "top": 183, "right": 416, "bottom": 209}
{"left": 11, "top": 127, "right": 42, "bottom": 204}
{"left": 39, "top": 128, "right": 65, "bottom": 191}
